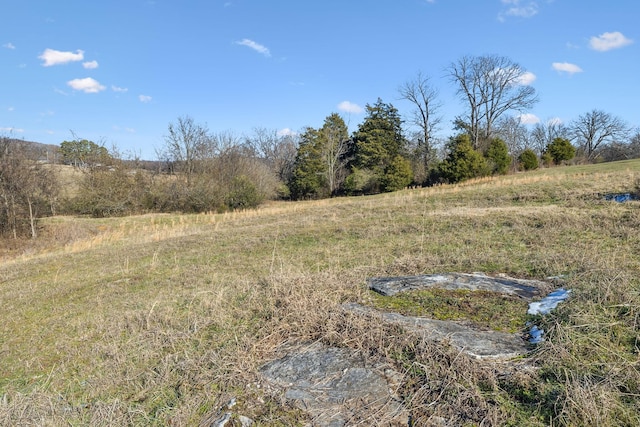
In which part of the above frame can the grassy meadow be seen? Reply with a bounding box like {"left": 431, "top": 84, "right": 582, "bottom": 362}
{"left": 1, "top": 160, "right": 639, "bottom": 426}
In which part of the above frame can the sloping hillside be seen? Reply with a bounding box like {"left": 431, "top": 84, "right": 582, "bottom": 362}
{"left": 1, "top": 160, "right": 639, "bottom": 425}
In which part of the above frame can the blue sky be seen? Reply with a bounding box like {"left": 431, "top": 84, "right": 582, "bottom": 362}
{"left": 2, "top": 0, "right": 637, "bottom": 159}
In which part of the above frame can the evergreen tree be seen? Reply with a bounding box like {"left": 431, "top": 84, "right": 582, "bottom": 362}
{"left": 348, "top": 98, "right": 408, "bottom": 193}
{"left": 438, "top": 134, "right": 488, "bottom": 183}
{"left": 485, "top": 138, "right": 510, "bottom": 175}
{"left": 381, "top": 155, "right": 413, "bottom": 192}
{"left": 545, "top": 137, "right": 576, "bottom": 165}
{"left": 289, "top": 127, "right": 325, "bottom": 199}
{"left": 518, "top": 148, "right": 539, "bottom": 170}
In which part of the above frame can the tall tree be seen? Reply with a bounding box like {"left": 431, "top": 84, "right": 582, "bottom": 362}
{"left": 398, "top": 71, "right": 442, "bottom": 172}
{"left": 349, "top": 98, "right": 408, "bottom": 192}
{"left": 448, "top": 55, "right": 538, "bottom": 150}
{"left": 319, "top": 113, "right": 349, "bottom": 196}
{"left": 289, "top": 127, "right": 325, "bottom": 199}
{"left": 569, "top": 109, "right": 631, "bottom": 161}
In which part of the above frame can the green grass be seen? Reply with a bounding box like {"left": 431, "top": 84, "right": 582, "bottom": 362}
{"left": 1, "top": 159, "right": 639, "bottom": 425}
{"left": 370, "top": 288, "right": 530, "bottom": 332}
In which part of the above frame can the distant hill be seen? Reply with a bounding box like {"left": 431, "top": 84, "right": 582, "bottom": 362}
{"left": 2, "top": 138, "right": 61, "bottom": 163}
{"left": 2, "top": 138, "right": 162, "bottom": 169}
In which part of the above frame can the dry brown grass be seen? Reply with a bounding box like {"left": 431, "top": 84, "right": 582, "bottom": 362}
{"left": 1, "top": 159, "right": 639, "bottom": 425}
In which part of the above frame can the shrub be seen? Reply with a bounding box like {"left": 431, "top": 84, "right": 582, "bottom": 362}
{"left": 225, "top": 175, "right": 262, "bottom": 210}
{"left": 485, "top": 138, "right": 510, "bottom": 175}
{"left": 545, "top": 137, "right": 576, "bottom": 165}
{"left": 343, "top": 167, "right": 378, "bottom": 195}
{"left": 518, "top": 149, "right": 539, "bottom": 171}
{"left": 382, "top": 156, "right": 414, "bottom": 192}
{"left": 438, "top": 134, "right": 489, "bottom": 183}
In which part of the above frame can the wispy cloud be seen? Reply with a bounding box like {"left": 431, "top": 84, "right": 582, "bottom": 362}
{"left": 83, "top": 60, "right": 99, "bottom": 69}
{"left": 112, "top": 85, "right": 128, "bottom": 93}
{"left": 518, "top": 113, "right": 540, "bottom": 124}
{"left": 337, "top": 101, "right": 363, "bottom": 114}
{"left": 498, "top": 0, "right": 538, "bottom": 22}
{"left": 67, "top": 77, "right": 106, "bottom": 93}
{"left": 277, "top": 128, "right": 296, "bottom": 137}
{"left": 589, "top": 31, "right": 633, "bottom": 52}
{"left": 139, "top": 95, "right": 152, "bottom": 103}
{"left": 552, "top": 62, "right": 583, "bottom": 75}
{"left": 0, "top": 127, "right": 24, "bottom": 133}
{"left": 39, "top": 48, "right": 84, "bottom": 66}
{"left": 3, "top": 42, "right": 15, "bottom": 50}
{"left": 235, "top": 39, "right": 271, "bottom": 57}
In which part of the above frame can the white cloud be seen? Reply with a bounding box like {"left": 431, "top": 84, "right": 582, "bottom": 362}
{"left": 0, "top": 127, "right": 24, "bottom": 133}
{"left": 3, "top": 42, "right": 15, "bottom": 50}
{"left": 83, "top": 60, "right": 99, "bottom": 69}
{"left": 235, "top": 39, "right": 271, "bottom": 57}
{"left": 8, "top": 107, "right": 14, "bottom": 112}
{"left": 277, "top": 128, "right": 296, "bottom": 137}
{"left": 67, "top": 77, "right": 106, "bottom": 93}
{"left": 518, "top": 113, "right": 540, "bottom": 124}
{"left": 498, "top": 0, "right": 538, "bottom": 21}
{"left": 589, "top": 31, "right": 633, "bottom": 52}
{"left": 112, "top": 85, "right": 128, "bottom": 93}
{"left": 516, "top": 71, "right": 536, "bottom": 85}
{"left": 139, "top": 95, "right": 152, "bottom": 103}
{"left": 39, "top": 48, "right": 84, "bottom": 66}
{"left": 337, "top": 100, "right": 363, "bottom": 114}
{"left": 552, "top": 62, "right": 583, "bottom": 75}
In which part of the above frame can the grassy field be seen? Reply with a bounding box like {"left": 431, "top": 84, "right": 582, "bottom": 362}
{"left": 1, "top": 160, "right": 639, "bottom": 426}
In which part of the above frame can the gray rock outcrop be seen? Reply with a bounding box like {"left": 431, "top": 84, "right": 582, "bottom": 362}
{"left": 368, "top": 272, "right": 549, "bottom": 299}
{"left": 343, "top": 302, "right": 528, "bottom": 359}
{"left": 260, "top": 342, "right": 408, "bottom": 426}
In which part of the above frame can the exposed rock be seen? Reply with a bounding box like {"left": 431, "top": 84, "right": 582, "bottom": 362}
{"left": 343, "top": 302, "right": 528, "bottom": 359}
{"left": 368, "top": 272, "right": 549, "bottom": 299}
{"left": 260, "top": 342, "right": 408, "bottom": 426}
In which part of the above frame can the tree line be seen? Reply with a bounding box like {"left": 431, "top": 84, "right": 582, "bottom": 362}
{"left": 2, "top": 54, "right": 639, "bottom": 240}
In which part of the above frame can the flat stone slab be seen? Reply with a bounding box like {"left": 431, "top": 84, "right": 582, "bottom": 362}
{"left": 343, "top": 303, "right": 529, "bottom": 360}
{"left": 368, "top": 272, "right": 550, "bottom": 299}
{"left": 260, "top": 342, "right": 408, "bottom": 426}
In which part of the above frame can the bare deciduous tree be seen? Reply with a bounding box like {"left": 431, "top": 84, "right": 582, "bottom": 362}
{"left": 569, "top": 109, "right": 631, "bottom": 161}
{"left": 530, "top": 118, "right": 568, "bottom": 156}
{"left": 0, "top": 137, "right": 58, "bottom": 239}
{"left": 448, "top": 55, "right": 538, "bottom": 151}
{"left": 245, "top": 127, "right": 298, "bottom": 183}
{"left": 494, "top": 115, "right": 529, "bottom": 158}
{"left": 398, "top": 71, "right": 442, "bottom": 171}
{"left": 160, "top": 116, "right": 211, "bottom": 186}
{"left": 319, "top": 113, "right": 350, "bottom": 196}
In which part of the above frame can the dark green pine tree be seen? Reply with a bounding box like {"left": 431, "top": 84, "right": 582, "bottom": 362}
{"left": 289, "top": 127, "right": 326, "bottom": 200}
{"left": 485, "top": 137, "right": 511, "bottom": 175}
{"left": 438, "top": 134, "right": 489, "bottom": 183}
{"left": 348, "top": 98, "right": 410, "bottom": 193}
